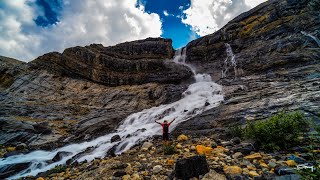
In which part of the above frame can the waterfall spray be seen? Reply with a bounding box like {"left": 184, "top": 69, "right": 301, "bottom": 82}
{"left": 0, "top": 48, "right": 224, "bottom": 179}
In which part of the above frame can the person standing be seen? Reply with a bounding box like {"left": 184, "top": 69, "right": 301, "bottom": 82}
{"left": 155, "top": 118, "right": 176, "bottom": 144}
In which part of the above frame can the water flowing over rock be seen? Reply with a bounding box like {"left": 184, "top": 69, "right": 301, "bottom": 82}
{"left": 174, "top": 0, "right": 320, "bottom": 137}
{"left": 0, "top": 40, "right": 223, "bottom": 179}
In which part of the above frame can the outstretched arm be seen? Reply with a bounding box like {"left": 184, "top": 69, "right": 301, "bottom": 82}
{"left": 155, "top": 120, "right": 161, "bottom": 125}
{"left": 169, "top": 118, "right": 176, "bottom": 124}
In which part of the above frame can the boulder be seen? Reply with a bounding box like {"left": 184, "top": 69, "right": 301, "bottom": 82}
{"left": 196, "top": 145, "right": 213, "bottom": 155}
{"left": 113, "top": 170, "right": 126, "bottom": 177}
{"left": 244, "top": 153, "right": 262, "bottom": 161}
{"left": 223, "top": 166, "right": 242, "bottom": 175}
{"left": 274, "top": 166, "right": 296, "bottom": 176}
{"left": 175, "top": 155, "right": 209, "bottom": 179}
{"left": 177, "top": 134, "right": 188, "bottom": 141}
{"left": 16, "top": 143, "right": 27, "bottom": 150}
{"left": 141, "top": 142, "right": 153, "bottom": 150}
{"left": 202, "top": 170, "right": 226, "bottom": 180}
{"left": 111, "top": 135, "right": 121, "bottom": 143}
{"left": 231, "top": 137, "right": 241, "bottom": 145}
{"left": 52, "top": 151, "right": 73, "bottom": 162}
{"left": 152, "top": 165, "right": 163, "bottom": 174}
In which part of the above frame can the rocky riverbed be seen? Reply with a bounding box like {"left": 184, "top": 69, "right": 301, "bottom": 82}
{"left": 3, "top": 133, "right": 316, "bottom": 180}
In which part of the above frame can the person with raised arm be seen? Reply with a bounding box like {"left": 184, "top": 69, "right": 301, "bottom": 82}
{"left": 155, "top": 118, "right": 176, "bottom": 144}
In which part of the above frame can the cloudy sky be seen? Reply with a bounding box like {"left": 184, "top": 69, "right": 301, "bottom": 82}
{"left": 0, "top": 0, "right": 266, "bottom": 62}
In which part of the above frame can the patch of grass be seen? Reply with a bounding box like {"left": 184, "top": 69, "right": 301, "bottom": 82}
{"left": 163, "top": 143, "right": 176, "bottom": 155}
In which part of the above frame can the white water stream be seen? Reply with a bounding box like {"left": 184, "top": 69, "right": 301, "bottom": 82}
{"left": 0, "top": 48, "right": 224, "bottom": 179}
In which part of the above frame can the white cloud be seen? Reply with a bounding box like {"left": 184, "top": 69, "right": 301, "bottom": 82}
{"left": 163, "top": 10, "right": 169, "bottom": 16}
{"left": 0, "top": 0, "right": 162, "bottom": 62}
{"left": 182, "top": 0, "right": 266, "bottom": 36}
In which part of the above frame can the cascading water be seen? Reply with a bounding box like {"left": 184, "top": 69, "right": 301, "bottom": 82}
{"left": 222, "top": 43, "right": 237, "bottom": 78}
{"left": 0, "top": 48, "right": 224, "bottom": 179}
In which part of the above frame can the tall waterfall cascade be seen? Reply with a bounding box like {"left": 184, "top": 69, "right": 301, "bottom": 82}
{"left": 0, "top": 48, "right": 224, "bottom": 179}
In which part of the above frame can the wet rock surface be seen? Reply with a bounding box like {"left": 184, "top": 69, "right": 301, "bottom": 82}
{"left": 174, "top": 0, "right": 320, "bottom": 137}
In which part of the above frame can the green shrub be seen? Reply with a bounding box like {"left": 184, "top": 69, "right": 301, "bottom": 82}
{"left": 228, "top": 125, "right": 245, "bottom": 139}
{"left": 245, "top": 112, "right": 309, "bottom": 151}
{"left": 47, "top": 165, "right": 67, "bottom": 174}
{"left": 163, "top": 143, "right": 176, "bottom": 155}
{"left": 228, "top": 112, "right": 309, "bottom": 151}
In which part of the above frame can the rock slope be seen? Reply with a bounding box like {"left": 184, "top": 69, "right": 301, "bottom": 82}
{"left": 174, "top": 0, "right": 320, "bottom": 136}
{"left": 0, "top": 38, "right": 192, "bottom": 150}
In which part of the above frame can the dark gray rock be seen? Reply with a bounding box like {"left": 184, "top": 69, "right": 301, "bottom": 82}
{"left": 16, "top": 143, "right": 27, "bottom": 150}
{"left": 111, "top": 135, "right": 121, "bottom": 143}
{"left": 0, "top": 162, "right": 31, "bottom": 179}
{"left": 52, "top": 151, "right": 73, "bottom": 162}
{"left": 275, "top": 166, "right": 296, "bottom": 176}
{"left": 175, "top": 155, "right": 209, "bottom": 179}
{"left": 113, "top": 170, "right": 126, "bottom": 177}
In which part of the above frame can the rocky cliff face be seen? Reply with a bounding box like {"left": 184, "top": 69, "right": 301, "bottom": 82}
{"left": 31, "top": 38, "right": 192, "bottom": 86}
{"left": 0, "top": 38, "right": 192, "bottom": 149}
{"left": 174, "top": 0, "right": 320, "bottom": 136}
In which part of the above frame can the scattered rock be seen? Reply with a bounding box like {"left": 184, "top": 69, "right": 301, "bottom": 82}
{"left": 113, "top": 170, "right": 127, "bottom": 177}
{"left": 248, "top": 171, "right": 259, "bottom": 177}
{"left": 167, "top": 159, "right": 174, "bottom": 166}
{"left": 176, "top": 144, "right": 182, "bottom": 149}
{"left": 274, "top": 166, "right": 295, "bottom": 176}
{"left": 177, "top": 134, "right": 188, "bottom": 142}
{"left": 152, "top": 165, "right": 163, "bottom": 174}
{"left": 141, "top": 142, "right": 153, "bottom": 150}
{"left": 16, "top": 143, "right": 27, "bottom": 150}
{"left": 231, "top": 137, "right": 241, "bottom": 145}
{"left": 196, "top": 145, "right": 213, "bottom": 155}
{"left": 175, "top": 155, "right": 209, "bottom": 179}
{"left": 122, "top": 175, "right": 131, "bottom": 180}
{"left": 202, "top": 169, "right": 226, "bottom": 180}
{"left": 223, "top": 166, "right": 242, "bottom": 175}
{"left": 285, "top": 160, "right": 297, "bottom": 167}
{"left": 232, "top": 152, "right": 243, "bottom": 159}
{"left": 244, "top": 153, "right": 262, "bottom": 161}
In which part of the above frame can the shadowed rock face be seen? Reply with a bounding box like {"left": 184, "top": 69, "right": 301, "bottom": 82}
{"left": 31, "top": 38, "right": 193, "bottom": 86}
{"left": 185, "top": 0, "right": 319, "bottom": 81}
{"left": 174, "top": 0, "right": 320, "bottom": 137}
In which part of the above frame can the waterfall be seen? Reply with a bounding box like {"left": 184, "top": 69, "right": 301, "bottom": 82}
{"left": 0, "top": 48, "right": 224, "bottom": 179}
{"left": 222, "top": 43, "right": 237, "bottom": 78}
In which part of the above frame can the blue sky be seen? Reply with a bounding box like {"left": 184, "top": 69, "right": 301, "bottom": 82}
{"left": 35, "top": 0, "right": 197, "bottom": 49}
{"left": 0, "top": 0, "right": 265, "bottom": 61}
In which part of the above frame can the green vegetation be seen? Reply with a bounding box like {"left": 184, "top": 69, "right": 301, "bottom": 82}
{"left": 163, "top": 143, "right": 176, "bottom": 155}
{"left": 46, "top": 165, "right": 67, "bottom": 175}
{"left": 297, "top": 122, "right": 320, "bottom": 179}
{"left": 229, "top": 112, "right": 309, "bottom": 151}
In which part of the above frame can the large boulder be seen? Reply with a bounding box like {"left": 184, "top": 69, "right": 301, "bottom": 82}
{"left": 174, "top": 155, "right": 209, "bottom": 179}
